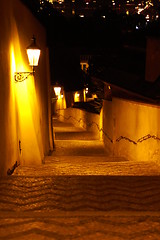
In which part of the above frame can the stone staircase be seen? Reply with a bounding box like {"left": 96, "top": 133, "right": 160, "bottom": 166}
{"left": 0, "top": 117, "right": 160, "bottom": 239}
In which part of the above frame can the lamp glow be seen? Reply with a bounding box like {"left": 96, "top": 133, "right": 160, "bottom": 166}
{"left": 14, "top": 36, "right": 41, "bottom": 82}
{"left": 26, "top": 36, "right": 41, "bottom": 66}
{"left": 54, "top": 87, "right": 61, "bottom": 97}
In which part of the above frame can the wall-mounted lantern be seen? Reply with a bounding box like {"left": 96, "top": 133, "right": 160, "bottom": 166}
{"left": 54, "top": 86, "right": 61, "bottom": 97}
{"left": 14, "top": 36, "right": 41, "bottom": 82}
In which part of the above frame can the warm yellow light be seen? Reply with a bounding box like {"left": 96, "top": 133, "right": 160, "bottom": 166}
{"left": 74, "top": 92, "right": 80, "bottom": 102}
{"left": 92, "top": 94, "right": 97, "bottom": 99}
{"left": 27, "top": 49, "right": 41, "bottom": 66}
{"left": 10, "top": 39, "right": 42, "bottom": 165}
{"left": 26, "top": 36, "right": 41, "bottom": 67}
{"left": 54, "top": 87, "right": 61, "bottom": 96}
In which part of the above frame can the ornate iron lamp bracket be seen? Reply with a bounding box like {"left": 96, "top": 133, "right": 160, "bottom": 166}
{"left": 14, "top": 71, "right": 34, "bottom": 82}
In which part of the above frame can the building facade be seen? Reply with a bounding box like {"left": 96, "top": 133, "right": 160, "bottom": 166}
{"left": 0, "top": 0, "right": 52, "bottom": 176}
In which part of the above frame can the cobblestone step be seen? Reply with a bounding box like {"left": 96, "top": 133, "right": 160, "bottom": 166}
{"left": 1, "top": 175, "right": 160, "bottom": 212}
{"left": 1, "top": 213, "right": 160, "bottom": 240}
{"left": 54, "top": 131, "right": 99, "bottom": 140}
{"left": 53, "top": 140, "right": 108, "bottom": 156}
{"left": 1, "top": 174, "right": 160, "bottom": 239}
{"left": 1, "top": 118, "right": 160, "bottom": 239}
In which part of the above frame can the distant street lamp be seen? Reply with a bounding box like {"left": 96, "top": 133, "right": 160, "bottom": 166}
{"left": 14, "top": 36, "right": 41, "bottom": 82}
{"left": 54, "top": 86, "right": 62, "bottom": 98}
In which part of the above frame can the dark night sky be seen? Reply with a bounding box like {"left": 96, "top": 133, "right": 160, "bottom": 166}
{"left": 21, "top": 0, "right": 160, "bottom": 93}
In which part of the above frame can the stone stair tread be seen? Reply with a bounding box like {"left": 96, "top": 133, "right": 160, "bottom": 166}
{"left": 54, "top": 131, "right": 99, "bottom": 140}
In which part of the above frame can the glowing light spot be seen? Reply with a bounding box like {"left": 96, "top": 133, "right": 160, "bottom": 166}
{"left": 27, "top": 49, "right": 40, "bottom": 67}
{"left": 54, "top": 87, "right": 61, "bottom": 99}
{"left": 74, "top": 92, "right": 80, "bottom": 102}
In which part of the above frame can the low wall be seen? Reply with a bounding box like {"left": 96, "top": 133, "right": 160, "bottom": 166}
{"left": 57, "top": 108, "right": 103, "bottom": 140}
{"left": 103, "top": 98, "right": 160, "bottom": 164}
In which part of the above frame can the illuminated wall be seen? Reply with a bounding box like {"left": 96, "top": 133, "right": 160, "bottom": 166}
{"left": 0, "top": 0, "right": 52, "bottom": 176}
{"left": 103, "top": 97, "right": 160, "bottom": 164}
{"left": 57, "top": 107, "right": 102, "bottom": 140}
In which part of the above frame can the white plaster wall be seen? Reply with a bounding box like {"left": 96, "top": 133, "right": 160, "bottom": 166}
{"left": 102, "top": 101, "right": 114, "bottom": 155}
{"left": 57, "top": 108, "right": 102, "bottom": 139}
{"left": 0, "top": 0, "right": 51, "bottom": 176}
{"left": 103, "top": 98, "right": 160, "bottom": 164}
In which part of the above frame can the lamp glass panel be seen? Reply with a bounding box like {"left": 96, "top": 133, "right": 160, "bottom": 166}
{"left": 54, "top": 87, "right": 61, "bottom": 96}
{"left": 27, "top": 49, "right": 41, "bottom": 66}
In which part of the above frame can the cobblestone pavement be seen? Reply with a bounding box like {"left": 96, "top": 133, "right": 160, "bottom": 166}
{"left": 0, "top": 118, "right": 160, "bottom": 239}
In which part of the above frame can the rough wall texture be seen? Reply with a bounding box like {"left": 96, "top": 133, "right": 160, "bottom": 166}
{"left": 0, "top": 0, "right": 51, "bottom": 176}
{"left": 103, "top": 98, "right": 160, "bottom": 164}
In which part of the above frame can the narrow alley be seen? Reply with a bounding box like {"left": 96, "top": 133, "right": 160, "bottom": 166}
{"left": 0, "top": 116, "right": 160, "bottom": 239}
